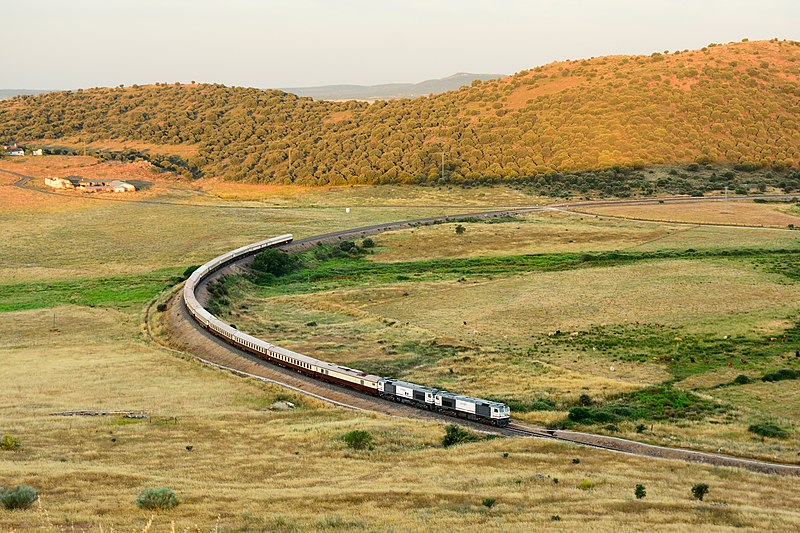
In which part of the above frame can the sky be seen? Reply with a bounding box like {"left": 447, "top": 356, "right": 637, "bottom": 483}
{"left": 2, "top": 0, "right": 798, "bottom": 90}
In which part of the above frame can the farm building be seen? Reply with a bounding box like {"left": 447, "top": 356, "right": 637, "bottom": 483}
{"left": 3, "top": 142, "right": 24, "bottom": 156}
{"left": 44, "top": 176, "right": 136, "bottom": 193}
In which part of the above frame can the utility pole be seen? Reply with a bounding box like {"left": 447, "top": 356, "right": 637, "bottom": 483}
{"left": 722, "top": 185, "right": 728, "bottom": 213}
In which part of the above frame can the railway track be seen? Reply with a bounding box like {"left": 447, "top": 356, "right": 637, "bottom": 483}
{"left": 155, "top": 201, "right": 800, "bottom": 476}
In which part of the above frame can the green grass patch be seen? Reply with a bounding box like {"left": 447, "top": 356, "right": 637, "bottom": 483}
{"left": 748, "top": 422, "right": 790, "bottom": 438}
{"left": 347, "top": 340, "right": 467, "bottom": 378}
{"left": 545, "top": 321, "right": 800, "bottom": 379}
{"left": 0, "top": 267, "right": 186, "bottom": 312}
{"left": 486, "top": 397, "right": 558, "bottom": 413}
{"left": 565, "top": 385, "right": 726, "bottom": 425}
{"left": 247, "top": 245, "right": 800, "bottom": 299}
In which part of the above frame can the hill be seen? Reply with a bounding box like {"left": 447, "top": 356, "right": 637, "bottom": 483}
{"left": 280, "top": 72, "right": 506, "bottom": 100}
{"left": 1, "top": 40, "right": 799, "bottom": 186}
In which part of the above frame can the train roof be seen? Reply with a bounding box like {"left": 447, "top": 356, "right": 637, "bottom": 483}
{"left": 267, "top": 343, "right": 381, "bottom": 383}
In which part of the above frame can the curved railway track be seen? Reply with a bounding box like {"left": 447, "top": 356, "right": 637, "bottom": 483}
{"left": 155, "top": 198, "right": 800, "bottom": 476}
{"left": 7, "top": 163, "right": 800, "bottom": 471}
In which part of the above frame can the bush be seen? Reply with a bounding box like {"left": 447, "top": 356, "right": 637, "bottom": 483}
{"left": 1, "top": 485, "right": 38, "bottom": 510}
{"left": 761, "top": 369, "right": 800, "bottom": 382}
{"left": 578, "top": 393, "right": 593, "bottom": 406}
{"left": 442, "top": 424, "right": 481, "bottom": 447}
{"left": 748, "top": 422, "right": 789, "bottom": 439}
{"left": 1, "top": 434, "right": 19, "bottom": 450}
{"left": 635, "top": 484, "right": 646, "bottom": 499}
{"left": 182, "top": 265, "right": 199, "bottom": 279}
{"left": 578, "top": 479, "right": 595, "bottom": 491}
{"left": 341, "top": 430, "right": 373, "bottom": 450}
{"left": 455, "top": 224, "right": 466, "bottom": 235}
{"left": 732, "top": 374, "right": 753, "bottom": 385}
{"left": 361, "top": 237, "right": 375, "bottom": 248}
{"left": 252, "top": 249, "right": 297, "bottom": 277}
{"left": 135, "top": 487, "right": 179, "bottom": 510}
{"left": 482, "top": 497, "right": 496, "bottom": 508}
{"left": 691, "top": 483, "right": 709, "bottom": 501}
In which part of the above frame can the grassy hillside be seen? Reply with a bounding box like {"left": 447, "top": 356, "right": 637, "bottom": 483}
{"left": 1, "top": 40, "right": 799, "bottom": 185}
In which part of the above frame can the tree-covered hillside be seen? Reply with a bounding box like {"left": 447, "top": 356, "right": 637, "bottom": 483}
{"left": 1, "top": 40, "right": 799, "bottom": 185}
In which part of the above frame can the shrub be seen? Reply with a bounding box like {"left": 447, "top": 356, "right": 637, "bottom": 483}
{"left": 361, "top": 238, "right": 375, "bottom": 248}
{"left": 748, "top": 422, "right": 789, "bottom": 439}
{"left": 635, "top": 484, "right": 646, "bottom": 499}
{"left": 341, "top": 430, "right": 373, "bottom": 450}
{"left": 578, "top": 393, "right": 593, "bottom": 406}
{"left": 182, "top": 265, "right": 199, "bottom": 279}
{"left": 156, "top": 303, "right": 167, "bottom": 312}
{"left": 761, "top": 369, "right": 800, "bottom": 382}
{"left": 135, "top": 487, "right": 179, "bottom": 510}
{"left": 578, "top": 479, "right": 595, "bottom": 491}
{"left": 0, "top": 485, "right": 38, "bottom": 510}
{"left": 732, "top": 374, "right": 753, "bottom": 385}
{"left": 482, "top": 497, "right": 496, "bottom": 508}
{"left": 1, "top": 434, "right": 19, "bottom": 450}
{"left": 551, "top": 515, "right": 561, "bottom": 521}
{"left": 691, "top": 483, "right": 709, "bottom": 501}
{"left": 455, "top": 224, "right": 466, "bottom": 235}
{"left": 442, "top": 424, "right": 480, "bottom": 447}
{"left": 339, "top": 240, "right": 356, "bottom": 252}
{"left": 252, "top": 249, "right": 297, "bottom": 277}
{"left": 572, "top": 458, "right": 580, "bottom": 464}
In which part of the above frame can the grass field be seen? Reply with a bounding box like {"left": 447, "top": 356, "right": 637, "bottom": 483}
{"left": 3, "top": 156, "right": 800, "bottom": 530}
{"left": 578, "top": 200, "right": 800, "bottom": 228}
{"left": 5, "top": 306, "right": 800, "bottom": 531}
{"left": 217, "top": 215, "right": 800, "bottom": 463}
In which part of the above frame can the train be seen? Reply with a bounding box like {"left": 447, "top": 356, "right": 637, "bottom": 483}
{"left": 182, "top": 233, "right": 511, "bottom": 426}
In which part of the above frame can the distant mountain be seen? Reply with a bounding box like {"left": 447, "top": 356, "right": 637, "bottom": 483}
{"left": 280, "top": 73, "right": 506, "bottom": 100}
{"left": 0, "top": 89, "right": 54, "bottom": 99}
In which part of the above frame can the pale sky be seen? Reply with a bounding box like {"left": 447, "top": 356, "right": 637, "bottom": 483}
{"left": 2, "top": 0, "right": 798, "bottom": 89}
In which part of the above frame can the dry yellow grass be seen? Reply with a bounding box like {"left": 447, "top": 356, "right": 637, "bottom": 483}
{"left": 200, "top": 179, "right": 548, "bottom": 207}
{"left": 579, "top": 200, "right": 800, "bottom": 228}
{"left": 371, "top": 211, "right": 672, "bottom": 262}
{"left": 4, "top": 306, "right": 800, "bottom": 531}
{"left": 354, "top": 260, "right": 800, "bottom": 343}
{"left": 4, "top": 172, "right": 800, "bottom": 529}
{"left": 369, "top": 211, "right": 800, "bottom": 264}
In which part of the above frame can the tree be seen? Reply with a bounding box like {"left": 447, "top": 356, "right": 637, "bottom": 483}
{"left": 691, "top": 483, "right": 709, "bottom": 501}
{"left": 635, "top": 484, "right": 646, "bottom": 499}
{"left": 252, "top": 249, "right": 297, "bottom": 277}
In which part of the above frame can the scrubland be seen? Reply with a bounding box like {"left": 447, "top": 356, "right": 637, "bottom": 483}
{"left": 2, "top": 158, "right": 800, "bottom": 530}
